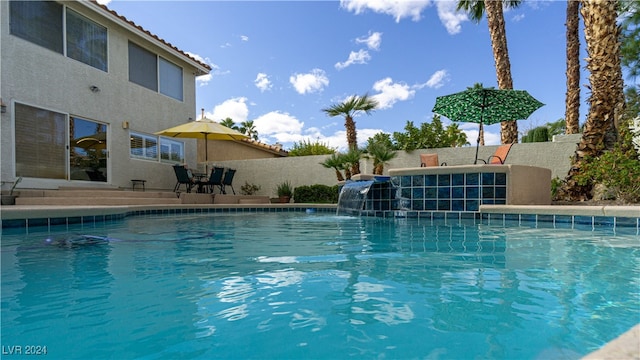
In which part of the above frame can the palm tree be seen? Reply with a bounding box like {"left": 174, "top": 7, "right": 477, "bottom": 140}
{"left": 456, "top": 0, "right": 521, "bottom": 144}
{"left": 320, "top": 153, "right": 345, "bottom": 182}
{"left": 341, "top": 149, "right": 363, "bottom": 180}
{"left": 565, "top": 0, "right": 581, "bottom": 134}
{"left": 322, "top": 94, "right": 378, "bottom": 175}
{"left": 220, "top": 117, "right": 238, "bottom": 131}
{"left": 239, "top": 120, "right": 259, "bottom": 140}
{"left": 366, "top": 144, "right": 397, "bottom": 175}
{"left": 556, "top": 0, "right": 625, "bottom": 201}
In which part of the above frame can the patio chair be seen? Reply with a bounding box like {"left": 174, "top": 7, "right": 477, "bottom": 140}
{"left": 220, "top": 168, "right": 236, "bottom": 195}
{"left": 420, "top": 153, "right": 446, "bottom": 167}
{"left": 173, "top": 164, "right": 194, "bottom": 193}
{"left": 478, "top": 143, "right": 513, "bottom": 165}
{"left": 202, "top": 166, "right": 225, "bottom": 194}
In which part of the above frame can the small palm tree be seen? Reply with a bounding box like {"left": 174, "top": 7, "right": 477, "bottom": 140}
{"left": 220, "top": 117, "right": 238, "bottom": 131}
{"left": 341, "top": 149, "right": 363, "bottom": 180}
{"left": 239, "top": 120, "right": 259, "bottom": 140}
{"left": 322, "top": 94, "right": 378, "bottom": 175}
{"left": 320, "top": 153, "right": 346, "bottom": 182}
{"left": 366, "top": 144, "right": 397, "bottom": 175}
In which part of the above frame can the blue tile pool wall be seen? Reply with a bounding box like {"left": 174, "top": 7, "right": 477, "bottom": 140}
{"left": 363, "top": 182, "right": 395, "bottom": 211}
{"left": 2, "top": 207, "right": 638, "bottom": 234}
{"left": 391, "top": 172, "right": 507, "bottom": 212}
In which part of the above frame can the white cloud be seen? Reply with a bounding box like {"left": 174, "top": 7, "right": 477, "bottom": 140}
{"left": 240, "top": 35, "right": 249, "bottom": 41}
{"left": 185, "top": 52, "right": 229, "bottom": 87}
{"left": 254, "top": 73, "right": 272, "bottom": 92}
{"left": 371, "top": 78, "right": 415, "bottom": 109}
{"left": 289, "top": 69, "right": 329, "bottom": 94}
{"left": 340, "top": 0, "right": 469, "bottom": 35}
{"left": 355, "top": 31, "right": 382, "bottom": 50}
{"left": 335, "top": 49, "right": 371, "bottom": 70}
{"left": 457, "top": 122, "right": 501, "bottom": 146}
{"left": 419, "top": 69, "right": 449, "bottom": 89}
{"left": 512, "top": 14, "right": 525, "bottom": 22}
{"left": 435, "top": 1, "right": 468, "bottom": 35}
{"left": 209, "top": 97, "right": 249, "bottom": 123}
{"left": 253, "top": 111, "right": 306, "bottom": 143}
{"left": 340, "top": 0, "right": 431, "bottom": 22}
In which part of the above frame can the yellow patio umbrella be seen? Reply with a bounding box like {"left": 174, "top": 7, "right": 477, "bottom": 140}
{"left": 155, "top": 116, "right": 248, "bottom": 172}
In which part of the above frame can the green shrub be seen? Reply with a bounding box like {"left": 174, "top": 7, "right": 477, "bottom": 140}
{"left": 574, "top": 120, "right": 640, "bottom": 203}
{"left": 293, "top": 184, "right": 340, "bottom": 203}
{"left": 240, "top": 181, "right": 261, "bottom": 195}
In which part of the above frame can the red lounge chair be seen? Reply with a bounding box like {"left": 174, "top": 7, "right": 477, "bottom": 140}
{"left": 479, "top": 143, "right": 513, "bottom": 164}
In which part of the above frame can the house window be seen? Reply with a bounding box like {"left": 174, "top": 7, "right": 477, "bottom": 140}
{"left": 130, "top": 132, "right": 184, "bottom": 163}
{"left": 160, "top": 138, "right": 185, "bottom": 163}
{"left": 9, "top": 0, "right": 63, "bottom": 54}
{"left": 129, "top": 42, "right": 183, "bottom": 101}
{"left": 66, "top": 9, "right": 108, "bottom": 72}
{"left": 9, "top": 1, "right": 108, "bottom": 72}
{"left": 130, "top": 132, "right": 158, "bottom": 160}
{"left": 128, "top": 42, "right": 158, "bottom": 91}
{"left": 159, "top": 58, "right": 183, "bottom": 101}
{"left": 14, "top": 103, "right": 67, "bottom": 179}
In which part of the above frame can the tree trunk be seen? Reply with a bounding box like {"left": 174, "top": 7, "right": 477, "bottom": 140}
{"left": 565, "top": 0, "right": 581, "bottom": 134}
{"left": 485, "top": 0, "right": 518, "bottom": 144}
{"left": 345, "top": 115, "right": 358, "bottom": 151}
{"left": 479, "top": 123, "right": 485, "bottom": 146}
{"left": 335, "top": 169, "right": 345, "bottom": 182}
{"left": 556, "top": 0, "right": 625, "bottom": 201}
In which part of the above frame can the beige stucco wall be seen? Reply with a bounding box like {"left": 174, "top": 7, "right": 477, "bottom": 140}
{"left": 199, "top": 140, "right": 282, "bottom": 163}
{"left": 1, "top": 1, "right": 202, "bottom": 191}
{"left": 208, "top": 141, "right": 577, "bottom": 199}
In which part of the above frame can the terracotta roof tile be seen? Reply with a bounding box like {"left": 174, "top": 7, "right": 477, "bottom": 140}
{"left": 241, "top": 138, "right": 289, "bottom": 156}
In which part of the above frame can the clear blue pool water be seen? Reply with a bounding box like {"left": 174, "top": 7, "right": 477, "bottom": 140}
{"left": 1, "top": 212, "right": 639, "bottom": 359}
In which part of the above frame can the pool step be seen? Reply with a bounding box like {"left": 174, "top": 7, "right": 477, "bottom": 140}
{"left": 15, "top": 189, "right": 183, "bottom": 206}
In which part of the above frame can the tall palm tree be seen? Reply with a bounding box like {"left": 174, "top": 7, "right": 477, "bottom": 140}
{"left": 322, "top": 94, "right": 378, "bottom": 175}
{"left": 457, "top": 0, "right": 521, "bottom": 144}
{"left": 557, "top": 0, "right": 625, "bottom": 201}
{"left": 220, "top": 117, "right": 238, "bottom": 130}
{"left": 239, "top": 120, "right": 259, "bottom": 140}
{"left": 565, "top": 0, "right": 581, "bottom": 134}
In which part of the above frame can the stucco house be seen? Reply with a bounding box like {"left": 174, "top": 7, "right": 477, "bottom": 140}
{"left": 1, "top": 0, "right": 211, "bottom": 192}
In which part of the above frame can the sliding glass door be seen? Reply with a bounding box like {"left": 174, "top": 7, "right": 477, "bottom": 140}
{"left": 14, "top": 103, "right": 108, "bottom": 182}
{"left": 70, "top": 117, "right": 107, "bottom": 182}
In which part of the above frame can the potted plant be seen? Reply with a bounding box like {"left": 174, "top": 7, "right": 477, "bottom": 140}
{"left": 1, "top": 177, "right": 22, "bottom": 205}
{"left": 276, "top": 181, "right": 293, "bottom": 203}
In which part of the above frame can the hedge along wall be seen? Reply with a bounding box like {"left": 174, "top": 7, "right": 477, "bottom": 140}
{"left": 205, "top": 141, "right": 579, "bottom": 199}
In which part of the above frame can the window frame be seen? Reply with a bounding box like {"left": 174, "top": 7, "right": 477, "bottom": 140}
{"left": 128, "top": 41, "right": 184, "bottom": 101}
{"left": 130, "top": 131, "right": 184, "bottom": 164}
{"left": 160, "top": 138, "right": 185, "bottom": 164}
{"left": 9, "top": 1, "right": 108, "bottom": 72}
{"left": 65, "top": 8, "right": 108, "bottom": 72}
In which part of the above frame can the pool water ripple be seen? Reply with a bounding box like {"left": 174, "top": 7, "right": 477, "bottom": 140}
{"left": 1, "top": 212, "right": 638, "bottom": 359}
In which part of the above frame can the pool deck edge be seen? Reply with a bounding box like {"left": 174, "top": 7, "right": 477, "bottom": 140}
{"left": 582, "top": 324, "right": 640, "bottom": 360}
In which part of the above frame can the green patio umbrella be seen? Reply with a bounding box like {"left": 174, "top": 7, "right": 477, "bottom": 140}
{"left": 432, "top": 87, "right": 544, "bottom": 164}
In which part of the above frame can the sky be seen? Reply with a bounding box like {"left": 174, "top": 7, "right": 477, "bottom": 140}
{"left": 101, "top": 0, "right": 595, "bottom": 152}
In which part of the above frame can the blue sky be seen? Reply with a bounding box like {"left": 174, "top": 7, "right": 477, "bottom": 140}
{"left": 103, "top": 0, "right": 589, "bottom": 151}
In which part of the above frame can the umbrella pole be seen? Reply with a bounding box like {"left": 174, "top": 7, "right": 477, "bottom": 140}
{"left": 474, "top": 117, "right": 483, "bottom": 165}
{"left": 204, "top": 133, "right": 209, "bottom": 174}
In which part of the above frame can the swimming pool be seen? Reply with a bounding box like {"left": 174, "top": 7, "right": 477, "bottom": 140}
{"left": 1, "top": 211, "right": 638, "bottom": 359}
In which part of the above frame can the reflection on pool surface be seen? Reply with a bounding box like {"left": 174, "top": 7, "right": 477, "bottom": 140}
{"left": 1, "top": 212, "right": 638, "bottom": 359}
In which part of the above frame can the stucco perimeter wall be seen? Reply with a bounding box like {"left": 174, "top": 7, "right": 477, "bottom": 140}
{"left": 210, "top": 141, "right": 576, "bottom": 199}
